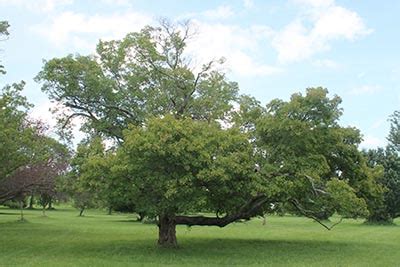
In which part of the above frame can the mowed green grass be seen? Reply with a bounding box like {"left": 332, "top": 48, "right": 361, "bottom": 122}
{"left": 0, "top": 207, "right": 399, "bottom": 267}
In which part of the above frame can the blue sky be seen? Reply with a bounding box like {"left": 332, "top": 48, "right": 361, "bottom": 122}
{"left": 0, "top": 0, "right": 399, "bottom": 148}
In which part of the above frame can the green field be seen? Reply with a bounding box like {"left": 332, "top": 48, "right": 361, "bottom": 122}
{"left": 0, "top": 207, "right": 399, "bottom": 267}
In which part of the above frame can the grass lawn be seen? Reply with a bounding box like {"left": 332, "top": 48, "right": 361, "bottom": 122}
{"left": 0, "top": 206, "right": 399, "bottom": 266}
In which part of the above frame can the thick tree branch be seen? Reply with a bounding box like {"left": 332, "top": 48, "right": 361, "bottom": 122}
{"left": 174, "top": 194, "right": 269, "bottom": 227}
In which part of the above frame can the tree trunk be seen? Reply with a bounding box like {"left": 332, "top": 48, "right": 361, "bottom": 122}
{"left": 79, "top": 208, "right": 85, "bottom": 217}
{"left": 47, "top": 198, "right": 53, "bottom": 210}
{"left": 137, "top": 212, "right": 145, "bottom": 222}
{"left": 28, "top": 194, "right": 34, "bottom": 209}
{"left": 158, "top": 215, "right": 178, "bottom": 247}
{"left": 19, "top": 200, "right": 24, "bottom": 221}
{"left": 108, "top": 207, "right": 112, "bottom": 215}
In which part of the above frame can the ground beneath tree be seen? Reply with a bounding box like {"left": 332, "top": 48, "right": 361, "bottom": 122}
{"left": 0, "top": 206, "right": 399, "bottom": 266}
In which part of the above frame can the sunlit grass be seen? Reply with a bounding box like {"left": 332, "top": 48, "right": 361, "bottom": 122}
{"left": 0, "top": 206, "right": 399, "bottom": 266}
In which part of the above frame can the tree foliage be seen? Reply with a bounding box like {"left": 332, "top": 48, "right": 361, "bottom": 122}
{"left": 116, "top": 116, "right": 260, "bottom": 217}
{"left": 388, "top": 111, "right": 400, "bottom": 152}
{"left": 255, "top": 88, "right": 374, "bottom": 221}
{"left": 363, "top": 110, "right": 400, "bottom": 222}
{"left": 0, "top": 21, "right": 9, "bottom": 38}
{"left": 58, "top": 138, "right": 103, "bottom": 216}
{"left": 0, "top": 82, "right": 33, "bottom": 181}
{"left": 108, "top": 116, "right": 260, "bottom": 246}
{"left": 0, "top": 84, "right": 69, "bottom": 204}
{"left": 36, "top": 20, "right": 238, "bottom": 142}
{"left": 0, "top": 20, "right": 10, "bottom": 74}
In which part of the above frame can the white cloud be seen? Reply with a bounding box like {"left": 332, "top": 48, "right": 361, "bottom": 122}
{"left": 203, "top": 5, "right": 234, "bottom": 19}
{"left": 0, "top": 0, "right": 73, "bottom": 13}
{"left": 360, "top": 135, "right": 386, "bottom": 149}
{"left": 31, "top": 11, "right": 152, "bottom": 50}
{"left": 243, "top": 0, "right": 254, "bottom": 9}
{"left": 32, "top": 8, "right": 282, "bottom": 77}
{"left": 186, "top": 21, "right": 282, "bottom": 77}
{"left": 272, "top": 20, "right": 318, "bottom": 63}
{"left": 349, "top": 85, "right": 382, "bottom": 96}
{"left": 272, "top": 0, "right": 371, "bottom": 63}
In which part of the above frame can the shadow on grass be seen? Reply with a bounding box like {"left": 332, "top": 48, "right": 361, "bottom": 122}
{"left": 361, "top": 222, "right": 398, "bottom": 227}
{"left": 0, "top": 212, "right": 21, "bottom": 215}
{"left": 114, "top": 219, "right": 143, "bottom": 223}
{"left": 0, "top": 221, "right": 382, "bottom": 266}
{"left": 362, "top": 221, "right": 398, "bottom": 226}
{"left": 0, "top": 219, "right": 30, "bottom": 226}
{"left": 57, "top": 237, "right": 370, "bottom": 266}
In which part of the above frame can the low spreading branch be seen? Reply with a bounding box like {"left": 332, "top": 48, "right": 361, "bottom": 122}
{"left": 175, "top": 194, "right": 269, "bottom": 227}
{"left": 290, "top": 198, "right": 343, "bottom": 230}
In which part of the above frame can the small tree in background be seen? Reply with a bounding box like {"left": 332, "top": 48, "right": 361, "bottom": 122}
{"left": 59, "top": 139, "right": 100, "bottom": 216}
{"left": 363, "top": 111, "right": 400, "bottom": 223}
{"left": 1, "top": 80, "right": 69, "bottom": 208}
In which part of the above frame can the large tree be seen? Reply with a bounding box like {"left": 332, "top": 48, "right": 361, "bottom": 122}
{"left": 37, "top": 22, "right": 373, "bottom": 247}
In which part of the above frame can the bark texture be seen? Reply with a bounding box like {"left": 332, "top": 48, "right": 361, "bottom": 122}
{"left": 158, "top": 215, "right": 178, "bottom": 247}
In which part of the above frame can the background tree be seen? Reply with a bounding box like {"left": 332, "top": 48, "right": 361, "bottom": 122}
{"left": 0, "top": 87, "right": 70, "bottom": 204}
{"left": 0, "top": 20, "right": 70, "bottom": 212}
{"left": 59, "top": 138, "right": 103, "bottom": 216}
{"left": 0, "top": 83, "right": 33, "bottom": 183}
{"left": 385, "top": 112, "right": 400, "bottom": 219}
{"left": 388, "top": 111, "right": 400, "bottom": 152}
{"left": 63, "top": 137, "right": 148, "bottom": 218}
{"left": 362, "top": 111, "right": 400, "bottom": 222}
{"left": 363, "top": 148, "right": 399, "bottom": 222}
{"left": 0, "top": 20, "right": 10, "bottom": 74}
{"left": 0, "top": 132, "right": 70, "bottom": 205}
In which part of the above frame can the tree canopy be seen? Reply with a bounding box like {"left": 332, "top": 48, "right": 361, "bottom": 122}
{"left": 36, "top": 21, "right": 238, "bottom": 142}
